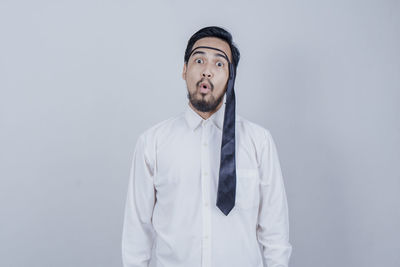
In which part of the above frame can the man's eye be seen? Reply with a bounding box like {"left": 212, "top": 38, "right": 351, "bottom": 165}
{"left": 216, "top": 61, "right": 224, "bottom": 67}
{"left": 195, "top": 59, "right": 203, "bottom": 64}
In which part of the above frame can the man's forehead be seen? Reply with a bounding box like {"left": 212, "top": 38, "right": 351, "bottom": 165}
{"left": 191, "top": 37, "right": 232, "bottom": 62}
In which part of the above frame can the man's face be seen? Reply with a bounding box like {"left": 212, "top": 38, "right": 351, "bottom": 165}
{"left": 182, "top": 37, "right": 232, "bottom": 113}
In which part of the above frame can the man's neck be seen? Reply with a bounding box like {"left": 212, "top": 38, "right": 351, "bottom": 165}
{"left": 189, "top": 101, "right": 224, "bottom": 120}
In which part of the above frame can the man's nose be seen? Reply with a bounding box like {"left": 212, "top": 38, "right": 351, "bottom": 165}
{"left": 202, "top": 67, "right": 212, "bottom": 78}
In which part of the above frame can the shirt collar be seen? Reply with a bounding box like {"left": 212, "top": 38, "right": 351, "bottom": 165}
{"left": 184, "top": 94, "right": 226, "bottom": 131}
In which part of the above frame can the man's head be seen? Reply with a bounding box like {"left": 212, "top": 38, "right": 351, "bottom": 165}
{"left": 182, "top": 26, "right": 240, "bottom": 114}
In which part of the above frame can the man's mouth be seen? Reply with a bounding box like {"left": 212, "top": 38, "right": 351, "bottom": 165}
{"left": 198, "top": 82, "right": 211, "bottom": 94}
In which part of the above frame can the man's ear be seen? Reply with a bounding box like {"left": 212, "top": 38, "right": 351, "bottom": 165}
{"left": 182, "top": 63, "right": 187, "bottom": 80}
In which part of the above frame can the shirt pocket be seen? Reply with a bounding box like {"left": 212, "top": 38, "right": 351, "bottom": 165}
{"left": 235, "top": 168, "right": 259, "bottom": 209}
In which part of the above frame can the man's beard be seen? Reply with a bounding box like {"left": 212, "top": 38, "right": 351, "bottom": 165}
{"left": 187, "top": 80, "right": 225, "bottom": 113}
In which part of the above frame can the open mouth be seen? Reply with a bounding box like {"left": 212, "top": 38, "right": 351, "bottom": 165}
{"left": 199, "top": 82, "right": 211, "bottom": 93}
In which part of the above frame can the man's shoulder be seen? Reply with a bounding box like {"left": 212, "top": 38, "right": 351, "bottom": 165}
{"left": 236, "top": 114, "right": 272, "bottom": 143}
{"left": 137, "top": 112, "right": 184, "bottom": 143}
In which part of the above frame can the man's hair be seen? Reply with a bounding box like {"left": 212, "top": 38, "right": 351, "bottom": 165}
{"left": 184, "top": 26, "right": 240, "bottom": 71}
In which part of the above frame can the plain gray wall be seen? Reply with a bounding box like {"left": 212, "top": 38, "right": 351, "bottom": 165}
{"left": 1, "top": 0, "right": 399, "bottom": 266}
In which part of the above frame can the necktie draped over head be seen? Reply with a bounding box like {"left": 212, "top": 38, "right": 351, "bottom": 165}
{"left": 188, "top": 45, "right": 237, "bottom": 216}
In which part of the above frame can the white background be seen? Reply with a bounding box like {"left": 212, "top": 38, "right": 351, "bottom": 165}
{"left": 1, "top": 0, "right": 399, "bottom": 266}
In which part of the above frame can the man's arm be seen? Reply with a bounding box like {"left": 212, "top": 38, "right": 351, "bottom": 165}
{"left": 257, "top": 130, "right": 292, "bottom": 267}
{"left": 122, "top": 134, "right": 156, "bottom": 267}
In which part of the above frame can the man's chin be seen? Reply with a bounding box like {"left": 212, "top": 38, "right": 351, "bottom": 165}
{"left": 187, "top": 90, "right": 223, "bottom": 113}
{"left": 190, "top": 98, "right": 222, "bottom": 113}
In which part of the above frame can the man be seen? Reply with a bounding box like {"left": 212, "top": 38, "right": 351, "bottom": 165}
{"left": 122, "top": 26, "right": 292, "bottom": 267}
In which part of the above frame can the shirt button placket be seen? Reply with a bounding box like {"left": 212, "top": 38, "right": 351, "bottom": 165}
{"left": 201, "top": 120, "right": 212, "bottom": 267}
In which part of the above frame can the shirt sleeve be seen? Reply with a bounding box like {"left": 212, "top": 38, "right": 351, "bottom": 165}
{"left": 122, "top": 134, "right": 156, "bottom": 267}
{"left": 256, "top": 130, "right": 292, "bottom": 267}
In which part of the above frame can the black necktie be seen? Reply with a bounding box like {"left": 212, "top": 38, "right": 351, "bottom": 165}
{"left": 216, "top": 62, "right": 236, "bottom": 215}
{"left": 188, "top": 46, "right": 237, "bottom": 216}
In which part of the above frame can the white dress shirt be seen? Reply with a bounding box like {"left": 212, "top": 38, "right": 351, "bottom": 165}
{"left": 122, "top": 100, "right": 292, "bottom": 267}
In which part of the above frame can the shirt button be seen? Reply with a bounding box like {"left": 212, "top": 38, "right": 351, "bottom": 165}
{"left": 203, "top": 143, "right": 208, "bottom": 147}
{"left": 204, "top": 172, "right": 208, "bottom": 176}
{"left": 204, "top": 202, "right": 209, "bottom": 207}
{"left": 204, "top": 235, "right": 208, "bottom": 240}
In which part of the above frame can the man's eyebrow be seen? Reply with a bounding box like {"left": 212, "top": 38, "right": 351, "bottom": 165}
{"left": 191, "top": 51, "right": 206, "bottom": 57}
{"left": 214, "top": 53, "right": 228, "bottom": 61}
{"left": 191, "top": 50, "right": 228, "bottom": 61}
